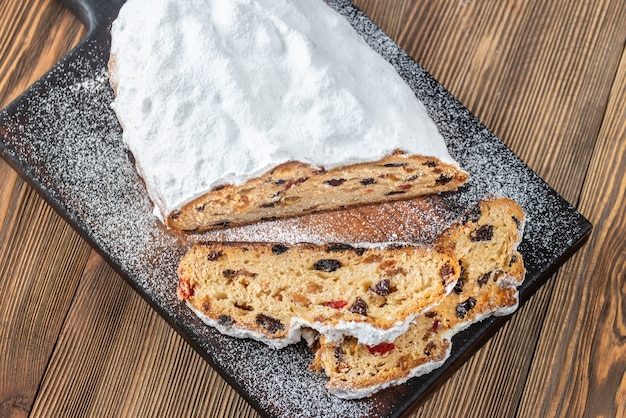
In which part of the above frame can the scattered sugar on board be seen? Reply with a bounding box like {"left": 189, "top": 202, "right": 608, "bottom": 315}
{"left": 0, "top": 0, "right": 587, "bottom": 416}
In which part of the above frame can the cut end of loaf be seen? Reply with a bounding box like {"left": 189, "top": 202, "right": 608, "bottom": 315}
{"left": 167, "top": 153, "right": 468, "bottom": 232}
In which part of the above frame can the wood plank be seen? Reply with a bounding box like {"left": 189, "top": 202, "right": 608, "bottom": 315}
{"left": 517, "top": 43, "right": 626, "bottom": 418}
{"left": 0, "top": 162, "right": 92, "bottom": 418}
{"left": 29, "top": 251, "right": 259, "bottom": 418}
{"left": 0, "top": 2, "right": 88, "bottom": 417}
{"left": 0, "top": 0, "right": 84, "bottom": 107}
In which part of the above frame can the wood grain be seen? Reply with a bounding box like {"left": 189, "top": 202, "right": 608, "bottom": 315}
{"left": 518, "top": 43, "right": 626, "bottom": 418}
{"left": 0, "top": 0, "right": 624, "bottom": 417}
{"left": 29, "top": 251, "right": 258, "bottom": 418}
{"left": 0, "top": 2, "right": 88, "bottom": 417}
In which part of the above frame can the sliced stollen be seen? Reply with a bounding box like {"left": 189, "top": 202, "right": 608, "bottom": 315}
{"left": 177, "top": 242, "right": 460, "bottom": 348}
{"left": 310, "top": 197, "right": 526, "bottom": 399}
{"left": 108, "top": 0, "right": 468, "bottom": 232}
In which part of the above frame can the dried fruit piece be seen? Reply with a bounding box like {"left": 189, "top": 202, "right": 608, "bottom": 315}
{"left": 470, "top": 225, "right": 494, "bottom": 242}
{"left": 349, "top": 297, "right": 368, "bottom": 316}
{"left": 440, "top": 262, "right": 455, "bottom": 283}
{"left": 323, "top": 300, "right": 349, "bottom": 310}
{"left": 271, "top": 244, "right": 289, "bottom": 255}
{"left": 326, "top": 243, "right": 355, "bottom": 252}
{"left": 456, "top": 297, "right": 477, "bottom": 318}
{"left": 385, "top": 190, "right": 406, "bottom": 196}
{"left": 218, "top": 315, "right": 235, "bottom": 326}
{"left": 177, "top": 278, "right": 194, "bottom": 299}
{"left": 326, "top": 178, "right": 346, "bottom": 186}
{"left": 360, "top": 178, "right": 376, "bottom": 185}
{"left": 314, "top": 259, "right": 342, "bottom": 272}
{"left": 436, "top": 174, "right": 453, "bottom": 185}
{"left": 424, "top": 341, "right": 437, "bottom": 356}
{"left": 370, "top": 278, "right": 391, "bottom": 296}
{"left": 366, "top": 342, "right": 395, "bottom": 355}
{"left": 234, "top": 301, "right": 253, "bottom": 311}
{"left": 478, "top": 271, "right": 492, "bottom": 286}
{"left": 255, "top": 314, "right": 284, "bottom": 334}
{"left": 206, "top": 250, "right": 223, "bottom": 261}
{"left": 429, "top": 319, "right": 441, "bottom": 333}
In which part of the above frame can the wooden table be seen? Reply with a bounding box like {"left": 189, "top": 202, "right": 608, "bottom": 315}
{"left": 1, "top": 1, "right": 624, "bottom": 417}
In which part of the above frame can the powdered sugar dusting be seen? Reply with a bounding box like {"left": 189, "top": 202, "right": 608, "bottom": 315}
{"left": 0, "top": 0, "right": 589, "bottom": 417}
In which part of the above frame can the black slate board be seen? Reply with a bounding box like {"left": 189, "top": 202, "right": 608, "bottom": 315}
{"left": 0, "top": 1, "right": 592, "bottom": 417}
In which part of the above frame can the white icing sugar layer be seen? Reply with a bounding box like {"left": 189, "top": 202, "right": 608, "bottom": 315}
{"left": 109, "top": 0, "right": 457, "bottom": 219}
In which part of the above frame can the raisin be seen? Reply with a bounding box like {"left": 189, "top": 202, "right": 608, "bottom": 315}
{"left": 453, "top": 262, "right": 466, "bottom": 294}
{"left": 423, "top": 160, "right": 438, "bottom": 167}
{"left": 424, "top": 341, "right": 437, "bottom": 356}
{"left": 217, "top": 315, "right": 235, "bottom": 327}
{"left": 334, "top": 346, "right": 345, "bottom": 363}
{"left": 370, "top": 278, "right": 391, "bottom": 296}
{"left": 383, "top": 163, "right": 406, "bottom": 167}
{"left": 326, "top": 243, "right": 355, "bottom": 252}
{"left": 463, "top": 206, "right": 482, "bottom": 224}
{"left": 470, "top": 225, "right": 494, "bottom": 242}
{"left": 234, "top": 301, "right": 253, "bottom": 311}
{"left": 207, "top": 250, "right": 223, "bottom": 261}
{"left": 456, "top": 297, "right": 477, "bottom": 318}
{"left": 405, "top": 174, "right": 420, "bottom": 181}
{"left": 256, "top": 314, "right": 285, "bottom": 334}
{"left": 429, "top": 319, "right": 441, "bottom": 333}
{"left": 425, "top": 311, "right": 438, "bottom": 318}
{"left": 217, "top": 315, "right": 235, "bottom": 326}
{"left": 478, "top": 271, "right": 492, "bottom": 286}
{"left": 436, "top": 174, "right": 453, "bottom": 185}
{"left": 171, "top": 211, "right": 181, "bottom": 220}
{"left": 223, "top": 269, "right": 237, "bottom": 278}
{"left": 284, "top": 177, "right": 308, "bottom": 190}
{"left": 314, "top": 259, "right": 342, "bottom": 272}
{"left": 385, "top": 190, "right": 406, "bottom": 196}
{"left": 274, "top": 179, "right": 286, "bottom": 185}
{"left": 236, "top": 269, "right": 257, "bottom": 278}
{"left": 212, "top": 184, "right": 226, "bottom": 191}
{"left": 272, "top": 244, "right": 289, "bottom": 255}
{"left": 196, "top": 204, "right": 206, "bottom": 211}
{"left": 349, "top": 297, "right": 368, "bottom": 316}
{"left": 326, "top": 178, "right": 346, "bottom": 186}
{"left": 202, "top": 299, "right": 211, "bottom": 312}
{"left": 260, "top": 202, "right": 277, "bottom": 208}
{"left": 440, "top": 262, "right": 455, "bottom": 284}
{"left": 360, "top": 178, "right": 376, "bottom": 185}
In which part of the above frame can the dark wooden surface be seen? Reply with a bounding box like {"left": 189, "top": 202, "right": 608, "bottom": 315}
{"left": 1, "top": 0, "right": 624, "bottom": 417}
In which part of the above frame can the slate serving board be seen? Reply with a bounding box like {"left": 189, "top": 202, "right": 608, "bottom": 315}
{"left": 0, "top": 1, "right": 592, "bottom": 417}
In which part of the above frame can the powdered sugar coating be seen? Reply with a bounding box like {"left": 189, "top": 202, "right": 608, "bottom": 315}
{"left": 0, "top": 0, "right": 590, "bottom": 416}
{"left": 109, "top": 0, "right": 457, "bottom": 220}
